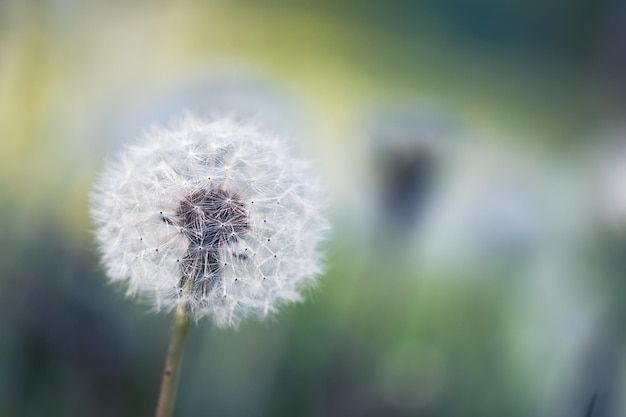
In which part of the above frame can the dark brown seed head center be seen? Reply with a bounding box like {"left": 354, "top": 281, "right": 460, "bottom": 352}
{"left": 175, "top": 186, "right": 249, "bottom": 248}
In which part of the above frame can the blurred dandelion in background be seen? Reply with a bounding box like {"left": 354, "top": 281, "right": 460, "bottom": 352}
{"left": 597, "top": 129, "right": 626, "bottom": 233}
{"left": 367, "top": 109, "right": 457, "bottom": 248}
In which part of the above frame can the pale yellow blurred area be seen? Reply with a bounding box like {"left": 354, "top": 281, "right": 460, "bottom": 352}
{"left": 0, "top": 0, "right": 595, "bottom": 245}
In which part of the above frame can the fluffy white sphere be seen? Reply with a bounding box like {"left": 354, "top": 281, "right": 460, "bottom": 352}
{"left": 91, "top": 116, "right": 329, "bottom": 327}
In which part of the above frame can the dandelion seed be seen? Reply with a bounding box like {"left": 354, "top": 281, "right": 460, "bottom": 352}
{"left": 91, "top": 115, "right": 329, "bottom": 328}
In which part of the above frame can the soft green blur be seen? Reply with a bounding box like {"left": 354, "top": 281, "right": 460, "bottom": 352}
{"left": 2, "top": 1, "right": 626, "bottom": 416}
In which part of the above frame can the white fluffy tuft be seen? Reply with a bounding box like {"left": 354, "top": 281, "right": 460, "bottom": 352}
{"left": 91, "top": 115, "right": 330, "bottom": 327}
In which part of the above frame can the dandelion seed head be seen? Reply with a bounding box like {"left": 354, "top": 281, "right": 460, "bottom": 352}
{"left": 91, "top": 115, "right": 329, "bottom": 327}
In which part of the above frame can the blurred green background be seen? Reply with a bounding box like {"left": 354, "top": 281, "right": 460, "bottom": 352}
{"left": 2, "top": 1, "right": 626, "bottom": 416}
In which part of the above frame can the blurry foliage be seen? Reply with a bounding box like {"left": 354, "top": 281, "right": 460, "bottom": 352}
{"left": 0, "top": 224, "right": 536, "bottom": 417}
{"left": 1, "top": 0, "right": 625, "bottom": 416}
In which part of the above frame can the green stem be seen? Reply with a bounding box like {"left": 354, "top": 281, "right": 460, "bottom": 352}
{"left": 155, "top": 304, "right": 191, "bottom": 417}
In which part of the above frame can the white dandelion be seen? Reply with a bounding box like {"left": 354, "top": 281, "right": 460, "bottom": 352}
{"left": 91, "top": 115, "right": 329, "bottom": 328}
{"left": 92, "top": 114, "right": 329, "bottom": 417}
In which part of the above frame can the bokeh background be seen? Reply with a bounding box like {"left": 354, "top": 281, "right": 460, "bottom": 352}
{"left": 2, "top": 1, "right": 626, "bottom": 416}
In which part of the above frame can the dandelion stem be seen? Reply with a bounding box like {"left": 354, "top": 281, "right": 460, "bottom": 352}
{"left": 155, "top": 304, "right": 191, "bottom": 417}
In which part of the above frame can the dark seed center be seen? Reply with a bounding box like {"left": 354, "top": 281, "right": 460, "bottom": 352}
{"left": 176, "top": 187, "right": 248, "bottom": 247}
{"left": 168, "top": 186, "right": 249, "bottom": 297}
